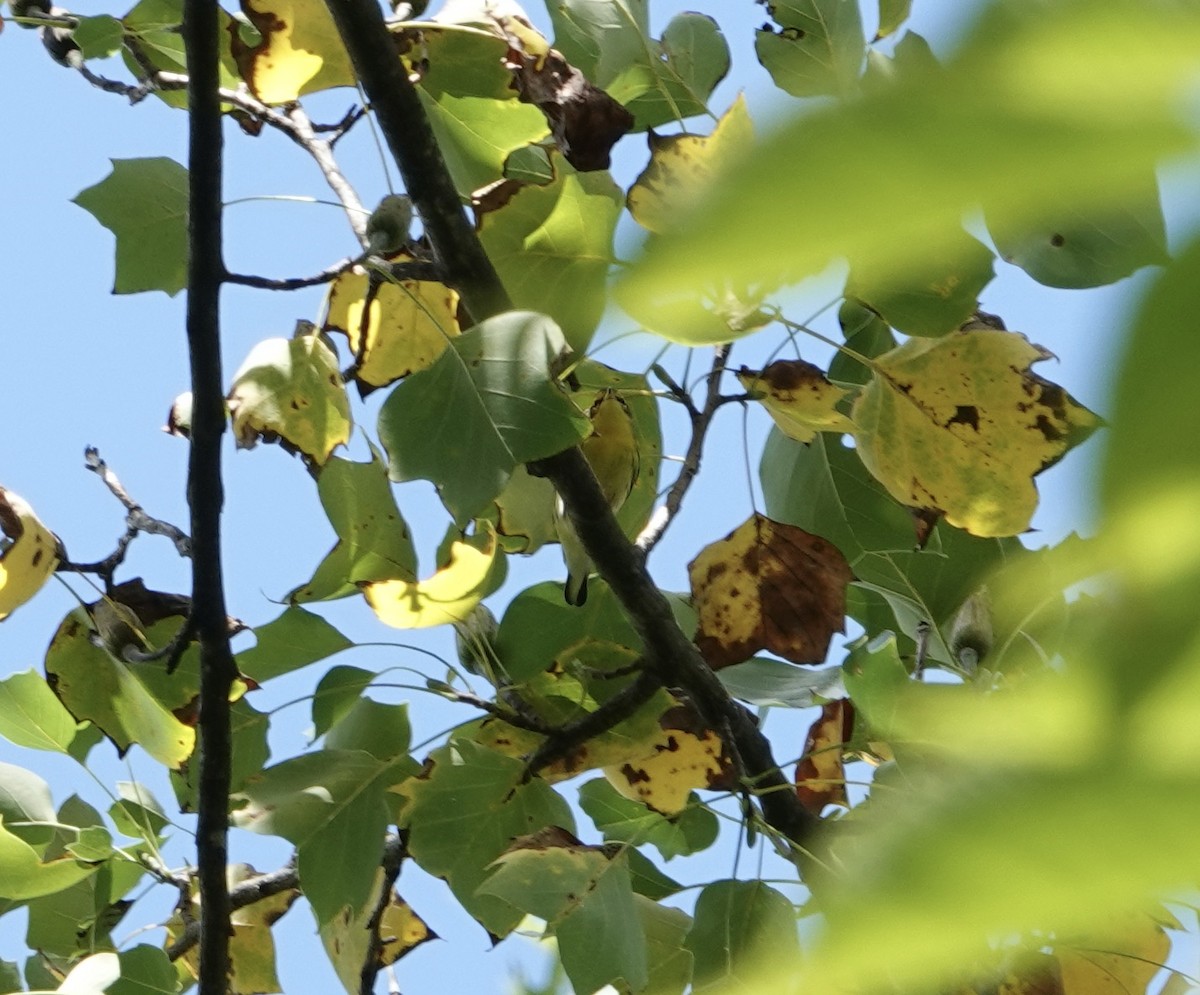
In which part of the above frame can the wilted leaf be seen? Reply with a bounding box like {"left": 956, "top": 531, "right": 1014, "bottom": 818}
{"left": 377, "top": 311, "right": 589, "bottom": 522}
{"left": 475, "top": 157, "right": 622, "bottom": 352}
{"left": 604, "top": 705, "right": 737, "bottom": 815}
{"left": 627, "top": 95, "right": 752, "bottom": 236}
{"left": 288, "top": 452, "right": 418, "bottom": 604}
{"left": 73, "top": 158, "right": 188, "bottom": 296}
{"left": 737, "top": 360, "right": 856, "bottom": 443}
{"left": 323, "top": 261, "right": 462, "bottom": 394}
{"left": 498, "top": 15, "right": 633, "bottom": 171}
{"left": 852, "top": 328, "right": 1102, "bottom": 537}
{"left": 845, "top": 228, "right": 996, "bottom": 337}
{"left": 364, "top": 523, "right": 503, "bottom": 629}
{"left": 230, "top": 0, "right": 354, "bottom": 103}
{"left": 755, "top": 0, "right": 865, "bottom": 98}
{"left": 795, "top": 699, "right": 854, "bottom": 814}
{"left": 0, "top": 489, "right": 60, "bottom": 623}
{"left": 227, "top": 328, "right": 352, "bottom": 466}
{"left": 690, "top": 513, "right": 852, "bottom": 669}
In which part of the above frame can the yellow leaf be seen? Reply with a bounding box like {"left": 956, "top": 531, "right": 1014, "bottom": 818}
{"left": 627, "top": 95, "right": 753, "bottom": 235}
{"left": 365, "top": 525, "right": 503, "bottom": 629}
{"left": 738, "top": 360, "right": 857, "bottom": 443}
{"left": 323, "top": 260, "right": 462, "bottom": 393}
{"left": 1057, "top": 910, "right": 1171, "bottom": 995}
{"left": 0, "top": 487, "right": 60, "bottom": 622}
{"left": 852, "top": 328, "right": 1101, "bottom": 537}
{"left": 604, "top": 704, "right": 737, "bottom": 816}
{"left": 231, "top": 0, "right": 355, "bottom": 104}
{"left": 227, "top": 327, "right": 352, "bottom": 466}
{"left": 689, "top": 513, "right": 852, "bottom": 669}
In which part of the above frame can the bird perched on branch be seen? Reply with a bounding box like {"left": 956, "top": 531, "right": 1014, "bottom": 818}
{"left": 556, "top": 388, "right": 639, "bottom": 606}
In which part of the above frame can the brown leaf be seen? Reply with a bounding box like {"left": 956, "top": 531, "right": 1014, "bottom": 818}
{"left": 498, "top": 16, "right": 632, "bottom": 171}
{"left": 689, "top": 513, "right": 853, "bottom": 669}
{"left": 794, "top": 699, "right": 854, "bottom": 814}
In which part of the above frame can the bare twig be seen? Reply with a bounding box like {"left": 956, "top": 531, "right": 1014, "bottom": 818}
{"left": 637, "top": 345, "right": 731, "bottom": 554}
{"left": 286, "top": 104, "right": 370, "bottom": 246}
{"left": 224, "top": 256, "right": 361, "bottom": 290}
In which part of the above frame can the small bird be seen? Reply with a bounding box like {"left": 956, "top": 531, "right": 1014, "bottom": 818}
{"left": 557, "top": 388, "right": 639, "bottom": 606}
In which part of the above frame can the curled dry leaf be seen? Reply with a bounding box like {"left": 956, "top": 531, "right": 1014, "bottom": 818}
{"left": 497, "top": 14, "right": 633, "bottom": 171}
{"left": 794, "top": 699, "right": 855, "bottom": 815}
{"left": 689, "top": 513, "right": 853, "bottom": 669}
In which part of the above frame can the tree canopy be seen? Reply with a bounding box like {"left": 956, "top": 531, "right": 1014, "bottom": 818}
{"left": 1, "top": 1, "right": 1199, "bottom": 994}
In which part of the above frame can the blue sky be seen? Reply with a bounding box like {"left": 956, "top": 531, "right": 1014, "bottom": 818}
{"left": 0, "top": 1, "right": 1189, "bottom": 991}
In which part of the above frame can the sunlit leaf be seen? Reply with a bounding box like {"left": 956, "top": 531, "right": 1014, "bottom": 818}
{"left": 72, "top": 15, "right": 123, "bottom": 58}
{"left": 73, "top": 158, "right": 188, "bottom": 296}
{"left": 476, "top": 156, "right": 622, "bottom": 353}
{"left": 0, "top": 671, "right": 80, "bottom": 753}
{"left": 227, "top": 328, "right": 352, "bottom": 466}
{"left": 0, "top": 490, "right": 60, "bottom": 623}
{"left": 377, "top": 311, "right": 589, "bottom": 522}
{"left": 108, "top": 945, "right": 180, "bottom": 995}
{"left": 231, "top": 0, "right": 354, "bottom": 103}
{"left": 874, "top": 0, "right": 913, "bottom": 41}
{"left": 852, "top": 328, "right": 1101, "bottom": 537}
{"left": 0, "top": 816, "right": 96, "bottom": 902}
{"left": 236, "top": 604, "right": 353, "bottom": 682}
{"left": 737, "top": 360, "right": 856, "bottom": 444}
{"left": 755, "top": 0, "right": 865, "bottom": 98}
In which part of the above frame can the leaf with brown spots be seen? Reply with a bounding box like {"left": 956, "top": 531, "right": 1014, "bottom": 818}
{"left": 227, "top": 324, "right": 352, "bottom": 466}
{"left": 229, "top": 0, "right": 354, "bottom": 104}
{"left": 738, "top": 360, "right": 856, "bottom": 443}
{"left": 496, "top": 15, "right": 633, "bottom": 171}
{"left": 323, "top": 257, "right": 462, "bottom": 396}
{"left": 795, "top": 699, "right": 854, "bottom": 815}
{"left": 852, "top": 328, "right": 1102, "bottom": 537}
{"left": 689, "top": 513, "right": 853, "bottom": 669}
{"left": 0, "top": 487, "right": 61, "bottom": 622}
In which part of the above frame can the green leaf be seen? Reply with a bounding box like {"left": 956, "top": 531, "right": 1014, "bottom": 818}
{"left": 846, "top": 228, "right": 995, "bottom": 336}
{"left": 989, "top": 178, "right": 1169, "bottom": 288}
{"left": 227, "top": 331, "right": 352, "bottom": 466}
{"left": 417, "top": 28, "right": 549, "bottom": 195}
{"left": 0, "top": 761, "right": 56, "bottom": 850}
{"left": 324, "top": 699, "right": 411, "bottom": 762}
{"left": 684, "top": 880, "right": 799, "bottom": 991}
{"left": 555, "top": 855, "right": 647, "bottom": 994}
{"left": 0, "top": 959, "right": 19, "bottom": 995}
{"left": 716, "top": 658, "right": 846, "bottom": 708}
{"left": 73, "top": 14, "right": 123, "bottom": 58}
{"left": 44, "top": 609, "right": 194, "bottom": 768}
{"left": 108, "top": 945, "right": 180, "bottom": 995}
{"left": 232, "top": 750, "right": 391, "bottom": 925}
{"left": 0, "top": 670, "right": 79, "bottom": 753}
{"left": 637, "top": 896, "right": 693, "bottom": 995}
{"left": 109, "top": 781, "right": 169, "bottom": 839}
{"left": 624, "top": 847, "right": 683, "bottom": 900}
{"left": 401, "top": 741, "right": 574, "bottom": 937}
{"left": 549, "top": 2, "right": 728, "bottom": 129}
{"left": 874, "top": 0, "right": 913, "bottom": 40}
{"left": 477, "top": 157, "right": 623, "bottom": 353}
{"left": 755, "top": 0, "right": 865, "bottom": 98}
{"left": 579, "top": 779, "right": 717, "bottom": 860}
{"left": 618, "top": 2, "right": 1198, "bottom": 339}
{"left": 171, "top": 699, "right": 270, "bottom": 813}
{"left": 377, "top": 311, "right": 590, "bottom": 522}
{"left": 312, "top": 665, "right": 375, "bottom": 740}
{"left": 0, "top": 815, "right": 96, "bottom": 901}
{"left": 72, "top": 158, "right": 188, "bottom": 296}
{"left": 236, "top": 605, "right": 353, "bottom": 682}
{"left": 65, "top": 826, "right": 113, "bottom": 863}
{"left": 288, "top": 451, "right": 418, "bottom": 603}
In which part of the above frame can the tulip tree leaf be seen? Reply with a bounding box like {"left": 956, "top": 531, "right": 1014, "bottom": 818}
{"left": 230, "top": 0, "right": 355, "bottom": 103}
{"left": 755, "top": 0, "right": 865, "bottom": 98}
{"left": 0, "top": 489, "right": 60, "bottom": 624}
{"left": 73, "top": 157, "right": 189, "bottom": 296}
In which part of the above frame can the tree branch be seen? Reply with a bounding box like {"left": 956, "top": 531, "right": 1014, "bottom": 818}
{"left": 180, "top": 0, "right": 237, "bottom": 989}
{"left": 637, "top": 345, "right": 731, "bottom": 554}
{"left": 323, "top": 0, "right": 818, "bottom": 856}
{"left": 358, "top": 834, "right": 406, "bottom": 995}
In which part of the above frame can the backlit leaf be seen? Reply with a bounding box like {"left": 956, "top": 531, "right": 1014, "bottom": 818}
{"left": 794, "top": 699, "right": 854, "bottom": 814}
{"left": 0, "top": 489, "right": 60, "bottom": 622}
{"left": 227, "top": 329, "right": 351, "bottom": 465}
{"left": 852, "top": 328, "right": 1101, "bottom": 537}
{"left": 323, "top": 262, "right": 462, "bottom": 394}
{"left": 236, "top": 604, "right": 353, "bottom": 682}
{"left": 689, "top": 513, "right": 852, "bottom": 669}
{"left": 737, "top": 360, "right": 856, "bottom": 443}
{"left": 73, "top": 158, "right": 188, "bottom": 296}
{"left": 0, "top": 671, "right": 79, "bottom": 753}
{"left": 0, "top": 816, "right": 96, "bottom": 902}
{"left": 73, "top": 15, "right": 123, "bottom": 58}
{"left": 231, "top": 0, "right": 354, "bottom": 103}
{"left": 377, "top": 311, "right": 589, "bottom": 522}
{"left": 476, "top": 156, "right": 622, "bottom": 353}
{"left": 875, "top": 0, "right": 913, "bottom": 41}
{"left": 755, "top": 0, "right": 865, "bottom": 98}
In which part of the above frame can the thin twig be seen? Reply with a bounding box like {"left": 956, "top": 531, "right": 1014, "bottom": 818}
{"left": 359, "top": 834, "right": 406, "bottom": 995}
{"left": 637, "top": 345, "right": 731, "bottom": 554}
{"left": 286, "top": 104, "right": 370, "bottom": 246}
{"left": 224, "top": 256, "right": 360, "bottom": 290}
